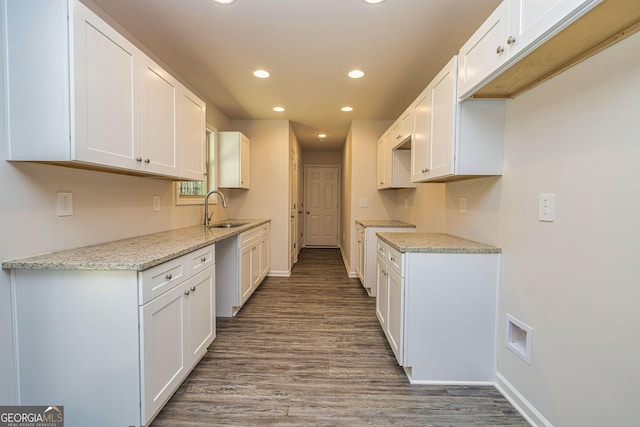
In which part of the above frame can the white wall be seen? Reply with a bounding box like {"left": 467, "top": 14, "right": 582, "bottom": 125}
{"left": 442, "top": 33, "right": 640, "bottom": 426}
{"left": 224, "top": 120, "right": 291, "bottom": 276}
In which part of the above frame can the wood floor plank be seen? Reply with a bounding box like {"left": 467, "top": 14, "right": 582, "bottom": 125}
{"left": 151, "top": 248, "right": 528, "bottom": 426}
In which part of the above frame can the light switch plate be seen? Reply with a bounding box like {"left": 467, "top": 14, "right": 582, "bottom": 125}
{"left": 359, "top": 198, "right": 368, "bottom": 208}
{"left": 459, "top": 197, "right": 467, "bottom": 214}
{"left": 538, "top": 193, "right": 555, "bottom": 222}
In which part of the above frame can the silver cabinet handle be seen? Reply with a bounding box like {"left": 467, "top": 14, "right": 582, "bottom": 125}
{"left": 191, "top": 286, "right": 196, "bottom": 292}
{"left": 144, "top": 158, "right": 150, "bottom": 164}
{"left": 507, "top": 35, "right": 516, "bottom": 45}
{"left": 200, "top": 256, "right": 206, "bottom": 262}
{"left": 184, "top": 290, "right": 190, "bottom": 296}
{"left": 496, "top": 45, "right": 504, "bottom": 54}
{"left": 166, "top": 273, "right": 173, "bottom": 280}
{"left": 136, "top": 157, "right": 143, "bottom": 162}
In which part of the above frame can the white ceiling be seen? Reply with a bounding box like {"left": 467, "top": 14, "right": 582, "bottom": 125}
{"left": 88, "top": 0, "right": 501, "bottom": 151}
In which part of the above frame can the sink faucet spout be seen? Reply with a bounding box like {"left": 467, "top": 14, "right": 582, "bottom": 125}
{"left": 204, "top": 190, "right": 228, "bottom": 226}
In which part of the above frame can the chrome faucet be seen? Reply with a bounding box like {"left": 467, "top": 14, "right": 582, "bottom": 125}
{"left": 204, "top": 190, "right": 228, "bottom": 226}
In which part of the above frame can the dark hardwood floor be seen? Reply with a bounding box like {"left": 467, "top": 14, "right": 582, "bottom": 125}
{"left": 151, "top": 248, "right": 528, "bottom": 426}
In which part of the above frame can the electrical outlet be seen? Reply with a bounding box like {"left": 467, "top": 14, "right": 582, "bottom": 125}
{"left": 57, "top": 192, "right": 73, "bottom": 216}
{"left": 538, "top": 193, "right": 555, "bottom": 222}
{"left": 153, "top": 196, "right": 160, "bottom": 212}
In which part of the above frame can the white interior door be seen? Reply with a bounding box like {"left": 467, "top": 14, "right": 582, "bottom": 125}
{"left": 304, "top": 166, "right": 339, "bottom": 247}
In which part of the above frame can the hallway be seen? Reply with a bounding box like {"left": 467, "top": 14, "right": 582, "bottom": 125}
{"left": 151, "top": 248, "right": 527, "bottom": 426}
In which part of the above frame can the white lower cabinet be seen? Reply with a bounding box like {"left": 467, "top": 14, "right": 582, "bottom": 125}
{"left": 140, "top": 265, "right": 215, "bottom": 423}
{"left": 358, "top": 223, "right": 415, "bottom": 296}
{"left": 217, "top": 223, "right": 270, "bottom": 317}
{"left": 10, "top": 244, "right": 216, "bottom": 427}
{"left": 376, "top": 238, "right": 500, "bottom": 384}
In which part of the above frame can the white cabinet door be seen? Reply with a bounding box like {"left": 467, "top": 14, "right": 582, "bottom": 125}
{"left": 218, "top": 132, "right": 250, "bottom": 188}
{"left": 179, "top": 86, "right": 207, "bottom": 180}
{"left": 140, "top": 282, "right": 187, "bottom": 425}
{"left": 185, "top": 268, "right": 215, "bottom": 364}
{"left": 507, "top": 0, "right": 599, "bottom": 59}
{"left": 425, "top": 57, "right": 457, "bottom": 180}
{"left": 458, "top": 1, "right": 509, "bottom": 99}
{"left": 260, "top": 228, "right": 271, "bottom": 280}
{"left": 376, "top": 131, "right": 391, "bottom": 189}
{"left": 387, "top": 269, "right": 404, "bottom": 364}
{"left": 411, "top": 87, "right": 432, "bottom": 182}
{"left": 73, "top": 2, "right": 140, "bottom": 170}
{"left": 250, "top": 243, "right": 261, "bottom": 290}
{"left": 239, "top": 244, "right": 253, "bottom": 302}
{"left": 375, "top": 254, "right": 388, "bottom": 330}
{"left": 140, "top": 55, "right": 179, "bottom": 176}
{"left": 411, "top": 57, "right": 456, "bottom": 181}
{"left": 240, "top": 133, "right": 251, "bottom": 188}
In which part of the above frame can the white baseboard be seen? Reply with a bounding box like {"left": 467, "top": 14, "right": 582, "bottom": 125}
{"left": 339, "top": 245, "right": 358, "bottom": 278}
{"left": 266, "top": 270, "right": 291, "bottom": 278}
{"left": 495, "top": 372, "right": 552, "bottom": 427}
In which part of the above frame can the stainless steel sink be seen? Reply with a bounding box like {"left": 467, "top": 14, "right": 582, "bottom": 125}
{"left": 208, "top": 221, "right": 248, "bottom": 229}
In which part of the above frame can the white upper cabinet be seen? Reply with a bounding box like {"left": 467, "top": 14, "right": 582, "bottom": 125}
{"left": 73, "top": 2, "right": 141, "bottom": 170}
{"left": 458, "top": 2, "right": 509, "bottom": 99}
{"left": 506, "top": 0, "right": 600, "bottom": 60}
{"left": 4, "top": 0, "right": 205, "bottom": 180}
{"left": 412, "top": 56, "right": 505, "bottom": 183}
{"left": 376, "top": 131, "right": 391, "bottom": 189}
{"left": 391, "top": 107, "right": 414, "bottom": 147}
{"left": 140, "top": 55, "right": 180, "bottom": 176}
{"left": 218, "top": 132, "right": 250, "bottom": 189}
{"left": 458, "top": 0, "right": 601, "bottom": 99}
{"left": 179, "top": 86, "right": 207, "bottom": 181}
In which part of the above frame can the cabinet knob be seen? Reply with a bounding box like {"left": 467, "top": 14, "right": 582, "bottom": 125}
{"left": 144, "top": 158, "right": 150, "bottom": 164}
{"left": 496, "top": 45, "right": 504, "bottom": 54}
{"left": 396, "top": 135, "right": 402, "bottom": 139}
{"left": 136, "top": 157, "right": 143, "bottom": 162}
{"left": 507, "top": 35, "right": 516, "bottom": 45}
{"left": 200, "top": 256, "right": 206, "bottom": 262}
{"left": 184, "top": 290, "right": 190, "bottom": 296}
{"left": 166, "top": 273, "right": 173, "bottom": 280}
{"left": 191, "top": 286, "right": 196, "bottom": 292}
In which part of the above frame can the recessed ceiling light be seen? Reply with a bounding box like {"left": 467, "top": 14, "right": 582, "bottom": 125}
{"left": 253, "top": 69, "right": 270, "bottom": 78}
{"left": 214, "top": 0, "right": 235, "bottom": 4}
{"left": 348, "top": 69, "right": 365, "bottom": 79}
{"left": 273, "top": 106, "right": 285, "bottom": 112}
{"left": 341, "top": 106, "right": 354, "bottom": 112}
{"left": 318, "top": 133, "right": 327, "bottom": 139}
{"left": 363, "top": 0, "right": 385, "bottom": 4}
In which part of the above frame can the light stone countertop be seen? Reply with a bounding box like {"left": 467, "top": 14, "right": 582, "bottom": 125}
{"left": 355, "top": 219, "right": 415, "bottom": 228}
{"left": 377, "top": 232, "right": 501, "bottom": 254}
{"left": 2, "top": 219, "right": 269, "bottom": 271}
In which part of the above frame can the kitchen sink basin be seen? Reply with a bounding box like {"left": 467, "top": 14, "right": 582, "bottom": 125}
{"left": 208, "top": 221, "right": 248, "bottom": 229}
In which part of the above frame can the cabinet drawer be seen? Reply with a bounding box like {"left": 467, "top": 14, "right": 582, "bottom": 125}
{"left": 387, "top": 246, "right": 403, "bottom": 277}
{"left": 139, "top": 257, "right": 186, "bottom": 305}
{"left": 260, "top": 222, "right": 270, "bottom": 235}
{"left": 240, "top": 227, "right": 261, "bottom": 247}
{"left": 377, "top": 240, "right": 388, "bottom": 259}
{"left": 187, "top": 244, "right": 215, "bottom": 277}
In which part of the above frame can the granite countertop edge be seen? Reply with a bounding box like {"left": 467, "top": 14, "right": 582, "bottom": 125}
{"left": 2, "top": 219, "right": 270, "bottom": 271}
{"left": 355, "top": 219, "right": 416, "bottom": 228}
{"left": 376, "top": 232, "right": 501, "bottom": 254}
